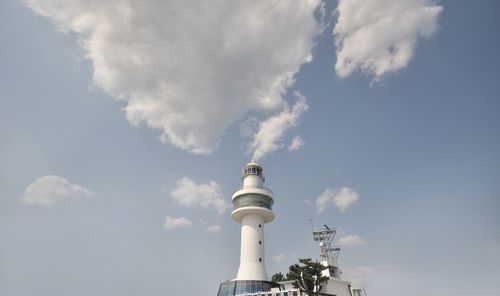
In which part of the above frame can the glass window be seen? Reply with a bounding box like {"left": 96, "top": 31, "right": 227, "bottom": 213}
{"left": 232, "top": 194, "right": 273, "bottom": 210}
{"left": 237, "top": 282, "right": 245, "bottom": 295}
{"left": 218, "top": 281, "right": 236, "bottom": 296}
{"left": 251, "top": 281, "right": 257, "bottom": 293}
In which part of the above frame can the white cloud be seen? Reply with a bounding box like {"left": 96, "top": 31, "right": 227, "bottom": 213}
{"left": 25, "top": 0, "right": 323, "bottom": 154}
{"left": 21, "top": 175, "right": 93, "bottom": 207}
{"left": 315, "top": 186, "right": 359, "bottom": 213}
{"left": 316, "top": 188, "right": 334, "bottom": 213}
{"left": 164, "top": 216, "right": 192, "bottom": 231}
{"left": 206, "top": 225, "right": 221, "bottom": 234}
{"left": 334, "top": 0, "right": 443, "bottom": 80}
{"left": 249, "top": 92, "right": 308, "bottom": 160}
{"left": 334, "top": 187, "right": 359, "bottom": 211}
{"left": 288, "top": 135, "right": 305, "bottom": 151}
{"left": 272, "top": 254, "right": 286, "bottom": 263}
{"left": 338, "top": 234, "right": 368, "bottom": 247}
{"left": 170, "top": 177, "right": 229, "bottom": 215}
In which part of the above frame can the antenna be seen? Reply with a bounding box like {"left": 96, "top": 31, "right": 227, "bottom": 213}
{"left": 312, "top": 224, "right": 341, "bottom": 266}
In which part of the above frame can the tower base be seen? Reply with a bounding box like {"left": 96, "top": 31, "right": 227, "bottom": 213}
{"left": 216, "top": 280, "right": 279, "bottom": 296}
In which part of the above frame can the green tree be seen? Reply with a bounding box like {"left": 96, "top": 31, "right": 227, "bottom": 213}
{"left": 286, "top": 258, "right": 329, "bottom": 296}
{"left": 271, "top": 271, "right": 287, "bottom": 282}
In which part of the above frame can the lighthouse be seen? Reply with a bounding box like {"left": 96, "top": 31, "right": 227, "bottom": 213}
{"left": 216, "top": 160, "right": 278, "bottom": 296}
{"left": 232, "top": 160, "right": 275, "bottom": 280}
{"left": 216, "top": 161, "right": 368, "bottom": 296}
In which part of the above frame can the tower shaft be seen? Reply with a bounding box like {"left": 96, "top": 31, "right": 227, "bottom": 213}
{"left": 237, "top": 213, "right": 266, "bottom": 280}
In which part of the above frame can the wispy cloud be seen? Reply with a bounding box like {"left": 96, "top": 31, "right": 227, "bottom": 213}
{"left": 164, "top": 216, "right": 192, "bottom": 231}
{"left": 170, "top": 177, "right": 228, "bottom": 215}
{"left": 21, "top": 175, "right": 93, "bottom": 207}
{"left": 315, "top": 186, "right": 359, "bottom": 213}
{"left": 205, "top": 225, "right": 221, "bottom": 234}
{"left": 288, "top": 136, "right": 305, "bottom": 151}
{"left": 338, "top": 234, "right": 368, "bottom": 247}
{"left": 316, "top": 188, "right": 335, "bottom": 213}
{"left": 334, "top": 0, "right": 443, "bottom": 81}
{"left": 272, "top": 254, "right": 286, "bottom": 263}
{"left": 249, "top": 92, "right": 308, "bottom": 160}
{"left": 24, "top": 0, "right": 323, "bottom": 154}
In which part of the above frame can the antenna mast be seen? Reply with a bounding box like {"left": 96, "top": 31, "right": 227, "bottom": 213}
{"left": 312, "top": 224, "right": 341, "bottom": 266}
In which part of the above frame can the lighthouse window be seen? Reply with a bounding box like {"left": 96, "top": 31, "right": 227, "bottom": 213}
{"left": 259, "top": 257, "right": 262, "bottom": 262}
{"left": 244, "top": 166, "right": 263, "bottom": 177}
{"left": 259, "top": 224, "right": 261, "bottom": 228}
{"left": 233, "top": 194, "right": 273, "bottom": 210}
{"left": 259, "top": 240, "right": 262, "bottom": 245}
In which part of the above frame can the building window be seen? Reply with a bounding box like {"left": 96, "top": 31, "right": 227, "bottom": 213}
{"left": 259, "top": 224, "right": 261, "bottom": 228}
{"left": 259, "top": 241, "right": 262, "bottom": 245}
{"left": 259, "top": 257, "right": 262, "bottom": 262}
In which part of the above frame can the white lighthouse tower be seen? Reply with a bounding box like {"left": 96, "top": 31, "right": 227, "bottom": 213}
{"left": 216, "top": 160, "right": 280, "bottom": 296}
{"left": 231, "top": 160, "right": 275, "bottom": 281}
{"left": 216, "top": 161, "right": 368, "bottom": 296}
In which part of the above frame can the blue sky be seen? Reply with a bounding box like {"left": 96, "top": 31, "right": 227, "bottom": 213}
{"left": 1, "top": 0, "right": 499, "bottom": 295}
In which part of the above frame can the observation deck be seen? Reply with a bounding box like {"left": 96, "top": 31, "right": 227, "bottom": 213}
{"left": 231, "top": 161, "right": 275, "bottom": 223}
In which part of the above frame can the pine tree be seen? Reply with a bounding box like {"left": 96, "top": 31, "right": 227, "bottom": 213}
{"left": 271, "top": 271, "right": 287, "bottom": 282}
{"left": 286, "top": 258, "right": 329, "bottom": 295}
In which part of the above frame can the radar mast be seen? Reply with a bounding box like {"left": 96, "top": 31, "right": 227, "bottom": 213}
{"left": 312, "top": 224, "right": 342, "bottom": 278}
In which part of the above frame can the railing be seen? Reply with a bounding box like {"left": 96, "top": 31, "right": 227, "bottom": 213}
{"left": 235, "top": 290, "right": 300, "bottom": 296}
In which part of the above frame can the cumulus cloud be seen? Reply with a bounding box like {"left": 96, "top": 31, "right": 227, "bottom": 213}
{"left": 315, "top": 186, "right": 359, "bottom": 213}
{"left": 249, "top": 92, "right": 308, "bottom": 160}
{"left": 288, "top": 135, "right": 305, "bottom": 151}
{"left": 206, "top": 225, "right": 221, "bottom": 234}
{"left": 170, "top": 177, "right": 229, "bottom": 215}
{"left": 21, "top": 175, "right": 93, "bottom": 207}
{"left": 333, "top": 187, "right": 359, "bottom": 211}
{"left": 25, "top": 0, "right": 323, "bottom": 154}
{"left": 338, "top": 234, "right": 368, "bottom": 247}
{"left": 164, "top": 216, "right": 192, "bottom": 231}
{"left": 272, "top": 254, "right": 286, "bottom": 263}
{"left": 334, "top": 0, "right": 443, "bottom": 80}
